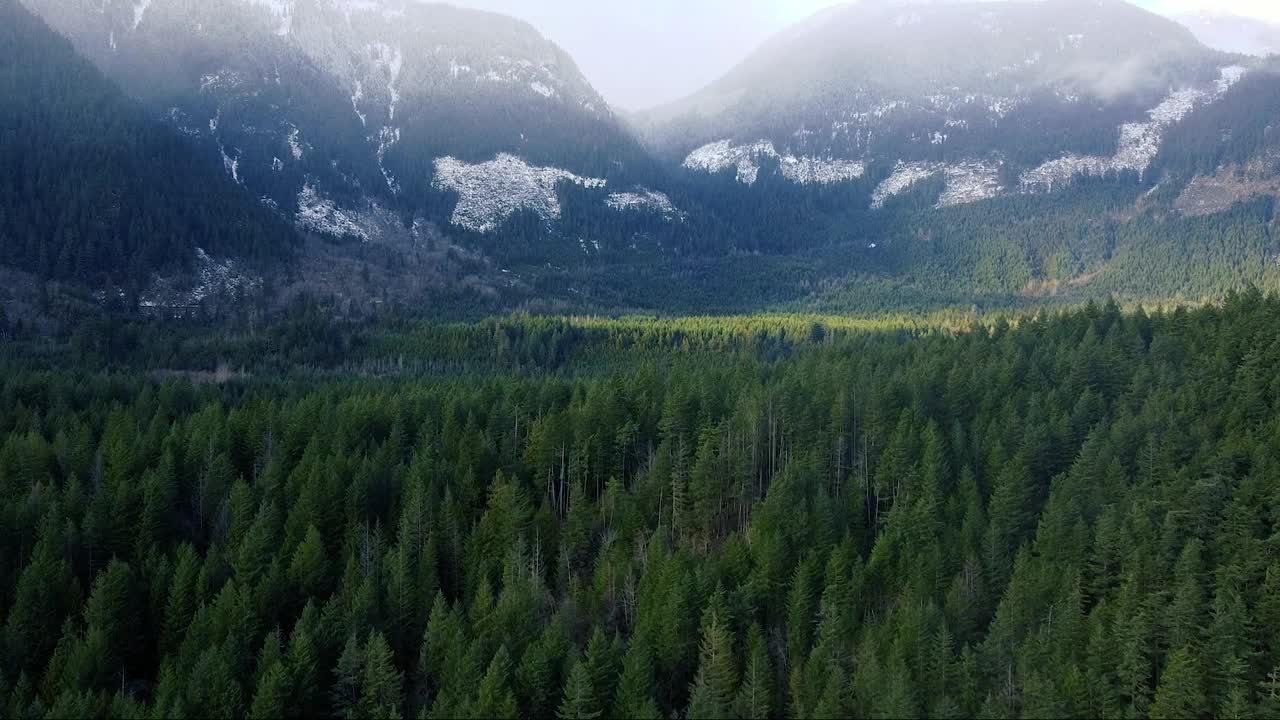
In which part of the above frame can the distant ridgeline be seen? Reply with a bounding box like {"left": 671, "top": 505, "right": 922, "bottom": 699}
{"left": 3, "top": 0, "right": 1280, "bottom": 314}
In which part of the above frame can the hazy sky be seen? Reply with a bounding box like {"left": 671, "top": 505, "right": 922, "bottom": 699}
{"left": 447, "top": 0, "right": 1280, "bottom": 111}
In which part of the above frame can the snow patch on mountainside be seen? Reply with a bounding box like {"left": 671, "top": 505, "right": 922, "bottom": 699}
{"left": 367, "top": 43, "right": 402, "bottom": 121}
{"left": 140, "top": 248, "right": 260, "bottom": 311}
{"left": 131, "top": 0, "right": 150, "bottom": 30}
{"left": 376, "top": 126, "right": 400, "bottom": 194}
{"left": 432, "top": 154, "right": 606, "bottom": 233}
{"left": 1022, "top": 66, "right": 1248, "bottom": 192}
{"left": 779, "top": 155, "right": 866, "bottom": 184}
{"left": 871, "top": 162, "right": 939, "bottom": 209}
{"left": 683, "top": 140, "right": 776, "bottom": 185}
{"left": 937, "top": 162, "right": 1004, "bottom": 207}
{"left": 606, "top": 189, "right": 683, "bottom": 220}
{"left": 220, "top": 146, "right": 241, "bottom": 184}
{"left": 684, "top": 140, "right": 867, "bottom": 186}
{"left": 441, "top": 53, "right": 576, "bottom": 104}
{"left": 200, "top": 70, "right": 246, "bottom": 95}
{"left": 351, "top": 80, "right": 367, "bottom": 127}
{"left": 287, "top": 126, "right": 304, "bottom": 160}
{"left": 1217, "top": 64, "right": 1247, "bottom": 92}
{"left": 296, "top": 183, "right": 372, "bottom": 240}
{"left": 871, "top": 160, "right": 1003, "bottom": 209}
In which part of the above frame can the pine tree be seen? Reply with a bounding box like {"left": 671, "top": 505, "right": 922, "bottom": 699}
{"left": 82, "top": 557, "right": 136, "bottom": 684}
{"left": 249, "top": 661, "right": 291, "bottom": 720}
{"left": 470, "top": 645, "right": 517, "bottom": 720}
{"left": 686, "top": 593, "right": 737, "bottom": 719}
{"left": 557, "top": 662, "right": 602, "bottom": 720}
{"left": 361, "top": 632, "right": 404, "bottom": 719}
{"left": 584, "top": 628, "right": 623, "bottom": 708}
{"left": 516, "top": 636, "right": 556, "bottom": 718}
{"left": 187, "top": 645, "right": 244, "bottom": 719}
{"left": 163, "top": 545, "right": 201, "bottom": 654}
{"left": 1149, "top": 647, "right": 1206, "bottom": 719}
{"left": 613, "top": 640, "right": 661, "bottom": 720}
{"left": 734, "top": 624, "right": 771, "bottom": 720}
{"left": 785, "top": 558, "right": 818, "bottom": 667}
{"left": 2, "top": 518, "right": 80, "bottom": 678}
{"left": 332, "top": 633, "right": 364, "bottom": 720}
{"left": 984, "top": 461, "right": 1035, "bottom": 586}
{"left": 812, "top": 665, "right": 852, "bottom": 719}
{"left": 286, "top": 604, "right": 321, "bottom": 717}
{"left": 288, "top": 525, "right": 329, "bottom": 598}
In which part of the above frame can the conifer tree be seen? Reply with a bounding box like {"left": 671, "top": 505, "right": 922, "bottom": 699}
{"left": 361, "top": 632, "right": 404, "bottom": 719}
{"left": 332, "top": 633, "right": 364, "bottom": 720}
{"left": 613, "top": 640, "right": 661, "bottom": 720}
{"left": 735, "top": 625, "right": 771, "bottom": 720}
{"left": 557, "top": 662, "right": 602, "bottom": 720}
{"left": 1150, "top": 647, "right": 1207, "bottom": 720}
{"left": 470, "top": 645, "right": 517, "bottom": 720}
{"left": 686, "top": 592, "right": 737, "bottom": 719}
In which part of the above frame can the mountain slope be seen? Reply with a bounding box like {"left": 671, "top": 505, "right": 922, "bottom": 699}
{"left": 644, "top": 0, "right": 1239, "bottom": 200}
{"left": 0, "top": 0, "right": 293, "bottom": 286}
{"left": 21, "top": 0, "right": 681, "bottom": 253}
{"left": 1173, "top": 11, "right": 1280, "bottom": 57}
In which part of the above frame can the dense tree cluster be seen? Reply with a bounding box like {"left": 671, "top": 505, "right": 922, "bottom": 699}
{"left": 4, "top": 292, "right": 1280, "bottom": 717}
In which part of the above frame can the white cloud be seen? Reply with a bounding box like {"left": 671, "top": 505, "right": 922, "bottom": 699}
{"left": 445, "top": 0, "right": 1279, "bottom": 111}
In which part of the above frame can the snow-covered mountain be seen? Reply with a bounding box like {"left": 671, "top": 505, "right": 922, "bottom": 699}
{"left": 11, "top": 0, "right": 1280, "bottom": 316}
{"left": 642, "top": 0, "right": 1257, "bottom": 210}
{"left": 1173, "top": 11, "right": 1280, "bottom": 58}
{"left": 20, "top": 0, "right": 670, "bottom": 243}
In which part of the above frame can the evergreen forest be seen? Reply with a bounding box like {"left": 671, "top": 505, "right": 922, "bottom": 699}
{"left": 4, "top": 293, "right": 1280, "bottom": 718}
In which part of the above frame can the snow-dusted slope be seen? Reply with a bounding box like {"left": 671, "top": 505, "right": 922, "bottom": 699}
{"left": 647, "top": 0, "right": 1234, "bottom": 204}
{"left": 1021, "top": 66, "right": 1247, "bottom": 192}
{"left": 871, "top": 160, "right": 1004, "bottom": 209}
{"left": 682, "top": 140, "right": 866, "bottom": 186}
{"left": 605, "top": 189, "right": 684, "bottom": 220}
{"left": 21, "top": 0, "right": 648, "bottom": 243}
{"left": 432, "top": 154, "right": 606, "bottom": 233}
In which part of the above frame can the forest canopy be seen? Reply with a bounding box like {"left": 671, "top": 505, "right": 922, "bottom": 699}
{"left": 3, "top": 294, "right": 1280, "bottom": 718}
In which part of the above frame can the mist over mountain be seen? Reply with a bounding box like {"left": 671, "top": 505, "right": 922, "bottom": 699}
{"left": 643, "top": 0, "right": 1235, "bottom": 186}
{"left": 19, "top": 0, "right": 677, "bottom": 259}
{"left": 5, "top": 0, "right": 1280, "bottom": 316}
{"left": 1173, "top": 10, "right": 1280, "bottom": 57}
{"left": 0, "top": 0, "right": 292, "bottom": 295}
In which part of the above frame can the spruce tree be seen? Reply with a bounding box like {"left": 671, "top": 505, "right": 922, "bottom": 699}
{"left": 470, "top": 645, "right": 517, "bottom": 720}
{"left": 1149, "top": 647, "right": 1207, "bottom": 720}
{"left": 360, "top": 632, "right": 404, "bottom": 719}
{"left": 613, "top": 641, "right": 661, "bottom": 720}
{"left": 557, "top": 662, "right": 602, "bottom": 720}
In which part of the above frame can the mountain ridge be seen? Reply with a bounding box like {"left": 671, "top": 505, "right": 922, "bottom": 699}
{"left": 5, "top": 0, "right": 1280, "bottom": 318}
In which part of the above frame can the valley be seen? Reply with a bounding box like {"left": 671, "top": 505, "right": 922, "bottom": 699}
{"left": 3, "top": 1, "right": 1280, "bottom": 718}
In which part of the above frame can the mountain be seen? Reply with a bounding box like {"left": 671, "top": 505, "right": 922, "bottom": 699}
{"left": 1173, "top": 11, "right": 1280, "bottom": 58}
{"left": 7, "top": 0, "right": 1280, "bottom": 318}
{"left": 20, "top": 0, "right": 683, "bottom": 258}
{"left": 643, "top": 0, "right": 1246, "bottom": 203}
{"left": 0, "top": 0, "right": 292, "bottom": 291}
{"left": 597, "top": 0, "right": 1280, "bottom": 312}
